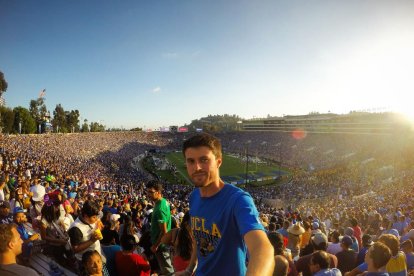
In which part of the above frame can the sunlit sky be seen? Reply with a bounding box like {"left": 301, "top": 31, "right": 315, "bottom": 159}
{"left": 1, "top": 0, "right": 413, "bottom": 129}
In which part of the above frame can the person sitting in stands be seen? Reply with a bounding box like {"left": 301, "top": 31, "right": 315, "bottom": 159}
{"left": 0, "top": 224, "right": 39, "bottom": 276}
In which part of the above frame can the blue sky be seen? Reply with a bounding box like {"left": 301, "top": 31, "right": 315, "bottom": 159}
{"left": 1, "top": 0, "right": 413, "bottom": 129}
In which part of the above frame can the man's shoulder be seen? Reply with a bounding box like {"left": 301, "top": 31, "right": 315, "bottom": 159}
{"left": 0, "top": 263, "right": 39, "bottom": 276}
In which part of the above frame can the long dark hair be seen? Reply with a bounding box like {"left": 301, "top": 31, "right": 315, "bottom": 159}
{"left": 41, "top": 204, "right": 61, "bottom": 224}
{"left": 176, "top": 212, "right": 193, "bottom": 260}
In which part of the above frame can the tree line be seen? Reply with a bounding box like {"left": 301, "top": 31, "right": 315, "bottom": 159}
{"left": 0, "top": 71, "right": 105, "bottom": 134}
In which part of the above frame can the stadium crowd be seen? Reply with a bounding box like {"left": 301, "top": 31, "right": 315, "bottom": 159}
{"left": 0, "top": 130, "right": 413, "bottom": 275}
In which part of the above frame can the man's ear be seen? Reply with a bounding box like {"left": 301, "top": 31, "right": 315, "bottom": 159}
{"left": 217, "top": 158, "right": 222, "bottom": 168}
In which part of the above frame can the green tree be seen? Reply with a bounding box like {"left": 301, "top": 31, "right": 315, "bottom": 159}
{"left": 13, "top": 106, "right": 36, "bottom": 134}
{"left": 81, "top": 119, "right": 89, "bottom": 132}
{"left": 52, "top": 104, "right": 68, "bottom": 132}
{"left": 89, "top": 121, "right": 105, "bottom": 132}
{"left": 29, "top": 98, "right": 48, "bottom": 123}
{"left": 0, "top": 106, "right": 15, "bottom": 133}
{"left": 66, "top": 110, "right": 80, "bottom": 132}
{"left": 0, "top": 71, "right": 7, "bottom": 96}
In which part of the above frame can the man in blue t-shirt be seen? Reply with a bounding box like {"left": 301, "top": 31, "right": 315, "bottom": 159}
{"left": 181, "top": 133, "right": 274, "bottom": 276}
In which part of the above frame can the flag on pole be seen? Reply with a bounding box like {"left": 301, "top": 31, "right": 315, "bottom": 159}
{"left": 39, "top": 89, "right": 46, "bottom": 98}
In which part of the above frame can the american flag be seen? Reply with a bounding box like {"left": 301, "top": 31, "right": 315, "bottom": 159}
{"left": 39, "top": 89, "right": 46, "bottom": 98}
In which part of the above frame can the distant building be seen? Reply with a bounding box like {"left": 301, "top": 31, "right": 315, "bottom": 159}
{"left": 242, "top": 112, "right": 406, "bottom": 135}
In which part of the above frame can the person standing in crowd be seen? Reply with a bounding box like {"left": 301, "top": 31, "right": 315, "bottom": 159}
{"left": 115, "top": 234, "right": 151, "bottom": 276}
{"left": 287, "top": 222, "right": 305, "bottom": 259}
{"left": 181, "top": 133, "right": 274, "bottom": 275}
{"left": 327, "top": 231, "right": 342, "bottom": 256}
{"left": 377, "top": 234, "right": 407, "bottom": 276}
{"left": 356, "top": 234, "right": 373, "bottom": 266}
{"left": 0, "top": 224, "right": 39, "bottom": 275}
{"left": 364, "top": 242, "right": 392, "bottom": 276}
{"left": 160, "top": 212, "right": 195, "bottom": 273}
{"left": 0, "top": 201, "right": 13, "bottom": 224}
{"left": 309, "top": 251, "right": 341, "bottom": 276}
{"left": 268, "top": 232, "right": 298, "bottom": 276}
{"left": 400, "top": 240, "right": 414, "bottom": 270}
{"left": 296, "top": 232, "right": 338, "bottom": 276}
{"left": 335, "top": 236, "right": 357, "bottom": 275}
{"left": 146, "top": 180, "right": 174, "bottom": 275}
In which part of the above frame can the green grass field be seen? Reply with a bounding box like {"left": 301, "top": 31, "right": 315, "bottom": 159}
{"left": 165, "top": 151, "right": 289, "bottom": 185}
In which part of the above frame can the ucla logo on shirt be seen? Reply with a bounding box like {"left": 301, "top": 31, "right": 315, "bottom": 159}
{"left": 191, "top": 216, "right": 222, "bottom": 257}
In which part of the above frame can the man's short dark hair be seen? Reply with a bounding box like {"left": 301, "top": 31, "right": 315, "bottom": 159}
{"left": 369, "top": 242, "right": 392, "bottom": 269}
{"left": 182, "top": 133, "right": 222, "bottom": 159}
{"left": 120, "top": 234, "right": 136, "bottom": 251}
{"left": 311, "top": 250, "right": 330, "bottom": 269}
{"left": 146, "top": 180, "right": 163, "bottom": 192}
{"left": 0, "top": 224, "right": 16, "bottom": 253}
{"left": 81, "top": 200, "right": 100, "bottom": 217}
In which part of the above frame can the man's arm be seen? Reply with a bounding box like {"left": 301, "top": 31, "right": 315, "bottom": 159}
{"left": 150, "top": 222, "right": 168, "bottom": 253}
{"left": 68, "top": 227, "right": 98, "bottom": 254}
{"left": 244, "top": 229, "right": 275, "bottom": 276}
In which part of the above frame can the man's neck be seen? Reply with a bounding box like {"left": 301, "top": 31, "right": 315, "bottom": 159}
{"left": 199, "top": 179, "right": 224, "bottom": 198}
{"left": 0, "top": 252, "right": 17, "bottom": 265}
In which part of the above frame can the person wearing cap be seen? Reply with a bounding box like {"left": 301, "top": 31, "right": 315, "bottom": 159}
{"left": 344, "top": 227, "right": 359, "bottom": 253}
{"left": 30, "top": 178, "right": 46, "bottom": 204}
{"left": 357, "top": 234, "right": 374, "bottom": 266}
{"left": 309, "top": 250, "right": 341, "bottom": 276}
{"left": 182, "top": 134, "right": 274, "bottom": 276}
{"left": 115, "top": 234, "right": 150, "bottom": 276}
{"left": 0, "top": 224, "right": 39, "bottom": 276}
{"left": 13, "top": 206, "right": 40, "bottom": 263}
{"left": 336, "top": 235, "right": 357, "bottom": 275}
{"left": 296, "top": 232, "right": 338, "bottom": 276}
{"left": 0, "top": 201, "right": 13, "bottom": 224}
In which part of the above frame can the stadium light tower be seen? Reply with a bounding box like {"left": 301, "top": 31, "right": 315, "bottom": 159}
{"left": 244, "top": 140, "right": 251, "bottom": 186}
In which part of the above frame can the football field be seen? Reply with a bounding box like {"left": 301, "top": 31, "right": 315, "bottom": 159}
{"left": 165, "top": 151, "right": 289, "bottom": 185}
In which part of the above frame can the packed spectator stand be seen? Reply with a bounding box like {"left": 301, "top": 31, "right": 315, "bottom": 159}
{"left": 0, "top": 130, "right": 414, "bottom": 275}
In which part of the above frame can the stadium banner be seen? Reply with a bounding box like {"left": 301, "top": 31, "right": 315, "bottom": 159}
{"left": 196, "top": 128, "right": 203, "bottom": 132}
{"left": 178, "top": 127, "right": 188, "bottom": 132}
{"left": 160, "top": 127, "right": 170, "bottom": 132}
{"left": 257, "top": 178, "right": 263, "bottom": 182}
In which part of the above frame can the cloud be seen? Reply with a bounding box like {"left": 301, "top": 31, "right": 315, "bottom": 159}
{"left": 152, "top": 86, "right": 161, "bottom": 93}
{"left": 191, "top": 50, "right": 201, "bottom": 57}
{"left": 162, "top": 52, "right": 179, "bottom": 59}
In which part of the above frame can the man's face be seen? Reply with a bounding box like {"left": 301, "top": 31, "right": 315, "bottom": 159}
{"left": 146, "top": 189, "right": 160, "bottom": 202}
{"left": 14, "top": 212, "right": 27, "bottom": 224}
{"left": 11, "top": 227, "right": 23, "bottom": 256}
{"left": 0, "top": 207, "right": 9, "bottom": 217}
{"left": 85, "top": 215, "right": 98, "bottom": 225}
{"left": 184, "top": 146, "right": 222, "bottom": 188}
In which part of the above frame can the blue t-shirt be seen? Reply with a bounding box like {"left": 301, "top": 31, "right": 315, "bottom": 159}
{"left": 365, "top": 272, "right": 389, "bottom": 276}
{"left": 189, "top": 184, "right": 264, "bottom": 276}
{"left": 102, "top": 244, "right": 122, "bottom": 276}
